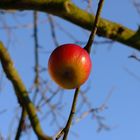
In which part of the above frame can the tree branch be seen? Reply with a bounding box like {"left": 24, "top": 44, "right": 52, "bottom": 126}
{"left": 56, "top": 0, "right": 104, "bottom": 139}
{"left": 0, "top": 0, "right": 140, "bottom": 50}
{"left": 84, "top": 0, "right": 105, "bottom": 53}
{"left": 0, "top": 41, "right": 52, "bottom": 140}
{"left": 15, "top": 108, "right": 26, "bottom": 140}
{"left": 56, "top": 88, "right": 80, "bottom": 140}
{"left": 32, "top": 11, "right": 40, "bottom": 104}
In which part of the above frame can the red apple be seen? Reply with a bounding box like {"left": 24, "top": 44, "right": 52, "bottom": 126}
{"left": 48, "top": 44, "right": 92, "bottom": 89}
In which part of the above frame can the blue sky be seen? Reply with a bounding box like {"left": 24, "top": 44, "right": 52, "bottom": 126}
{"left": 0, "top": 0, "right": 140, "bottom": 140}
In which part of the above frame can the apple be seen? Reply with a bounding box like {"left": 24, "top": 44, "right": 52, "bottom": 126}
{"left": 48, "top": 44, "right": 92, "bottom": 89}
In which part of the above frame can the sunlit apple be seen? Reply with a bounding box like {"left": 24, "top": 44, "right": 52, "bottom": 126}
{"left": 48, "top": 44, "right": 92, "bottom": 89}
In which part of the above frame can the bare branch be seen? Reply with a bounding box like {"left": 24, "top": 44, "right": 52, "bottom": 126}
{"left": 15, "top": 108, "right": 26, "bottom": 140}
{"left": 32, "top": 11, "right": 40, "bottom": 103}
{"left": 48, "top": 15, "right": 59, "bottom": 47}
{"left": 0, "top": 42, "right": 52, "bottom": 140}
{"left": 56, "top": 88, "right": 80, "bottom": 140}
{"left": 84, "top": 0, "right": 105, "bottom": 53}
{"left": 0, "top": 0, "right": 140, "bottom": 50}
{"left": 128, "top": 52, "right": 140, "bottom": 61}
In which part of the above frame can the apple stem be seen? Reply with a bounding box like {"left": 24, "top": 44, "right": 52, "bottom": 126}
{"left": 84, "top": 0, "right": 105, "bottom": 53}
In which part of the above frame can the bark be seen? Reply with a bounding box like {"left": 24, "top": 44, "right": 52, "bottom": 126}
{"left": 0, "top": 42, "right": 53, "bottom": 140}
{"left": 0, "top": 0, "right": 140, "bottom": 50}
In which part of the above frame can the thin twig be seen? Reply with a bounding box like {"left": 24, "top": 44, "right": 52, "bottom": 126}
{"left": 84, "top": 0, "right": 105, "bottom": 53}
{"left": 33, "top": 11, "right": 40, "bottom": 103}
{"left": 128, "top": 52, "right": 140, "bottom": 61}
{"left": 15, "top": 108, "right": 26, "bottom": 140}
{"left": 62, "top": 88, "right": 80, "bottom": 140}
{"left": 48, "top": 15, "right": 59, "bottom": 47}
{"left": 56, "top": 88, "right": 80, "bottom": 140}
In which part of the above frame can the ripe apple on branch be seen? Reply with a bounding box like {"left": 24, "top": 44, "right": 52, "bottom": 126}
{"left": 48, "top": 44, "right": 92, "bottom": 89}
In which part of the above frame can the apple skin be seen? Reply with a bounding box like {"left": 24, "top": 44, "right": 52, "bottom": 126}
{"left": 48, "top": 44, "right": 92, "bottom": 89}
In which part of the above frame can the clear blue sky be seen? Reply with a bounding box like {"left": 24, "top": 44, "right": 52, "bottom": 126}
{"left": 0, "top": 0, "right": 140, "bottom": 140}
